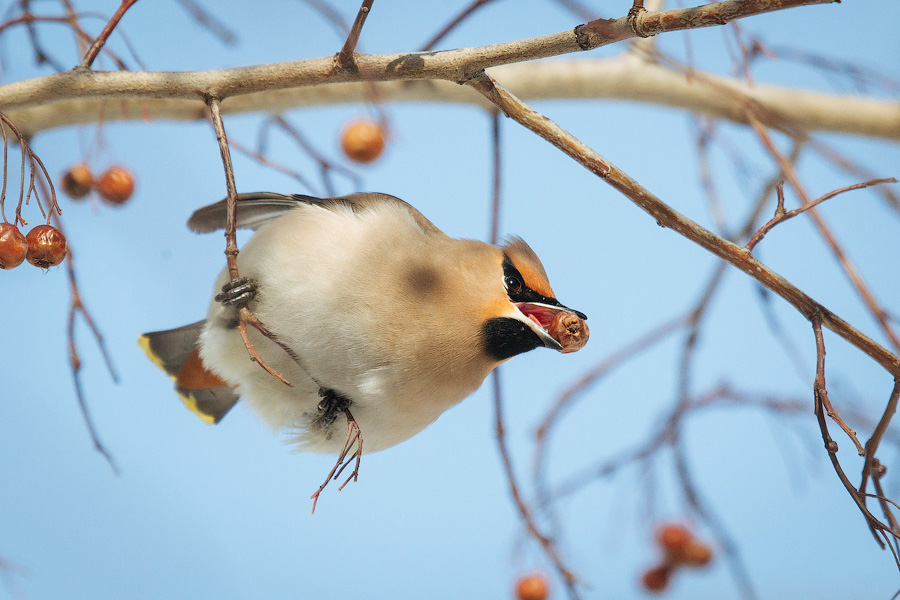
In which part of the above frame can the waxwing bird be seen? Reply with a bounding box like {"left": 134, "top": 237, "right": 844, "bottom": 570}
{"left": 140, "top": 192, "right": 588, "bottom": 455}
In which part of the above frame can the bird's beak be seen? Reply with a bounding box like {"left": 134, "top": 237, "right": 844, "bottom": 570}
{"left": 515, "top": 302, "right": 587, "bottom": 352}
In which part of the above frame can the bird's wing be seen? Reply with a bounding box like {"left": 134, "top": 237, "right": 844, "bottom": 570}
{"left": 187, "top": 192, "right": 443, "bottom": 236}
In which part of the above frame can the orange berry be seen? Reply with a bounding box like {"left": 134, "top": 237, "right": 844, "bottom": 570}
{"left": 515, "top": 573, "right": 549, "bottom": 600}
{"left": 656, "top": 524, "right": 692, "bottom": 553}
{"left": 25, "top": 224, "right": 67, "bottom": 268}
{"left": 0, "top": 222, "right": 28, "bottom": 269}
{"left": 341, "top": 119, "right": 385, "bottom": 163}
{"left": 676, "top": 541, "right": 713, "bottom": 567}
{"left": 61, "top": 165, "right": 93, "bottom": 200}
{"left": 98, "top": 165, "right": 135, "bottom": 205}
{"left": 641, "top": 565, "right": 671, "bottom": 593}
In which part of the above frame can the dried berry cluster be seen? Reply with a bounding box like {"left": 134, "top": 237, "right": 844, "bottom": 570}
{"left": 641, "top": 524, "right": 713, "bottom": 593}
{"left": 61, "top": 164, "right": 135, "bottom": 205}
{"left": 0, "top": 222, "right": 67, "bottom": 269}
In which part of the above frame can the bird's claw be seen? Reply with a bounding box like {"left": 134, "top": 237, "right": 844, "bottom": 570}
{"left": 215, "top": 277, "right": 258, "bottom": 307}
{"left": 316, "top": 388, "right": 353, "bottom": 428}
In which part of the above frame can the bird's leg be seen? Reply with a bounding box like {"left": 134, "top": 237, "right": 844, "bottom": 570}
{"left": 316, "top": 387, "right": 353, "bottom": 428}
{"left": 215, "top": 277, "right": 258, "bottom": 307}
{"left": 310, "top": 406, "right": 364, "bottom": 514}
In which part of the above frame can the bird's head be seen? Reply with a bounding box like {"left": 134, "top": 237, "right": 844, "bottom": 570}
{"left": 481, "top": 237, "right": 588, "bottom": 362}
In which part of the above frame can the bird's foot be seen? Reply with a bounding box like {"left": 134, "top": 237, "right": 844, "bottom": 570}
{"left": 310, "top": 407, "right": 363, "bottom": 514}
{"left": 316, "top": 387, "right": 353, "bottom": 428}
{"left": 215, "top": 277, "right": 258, "bottom": 307}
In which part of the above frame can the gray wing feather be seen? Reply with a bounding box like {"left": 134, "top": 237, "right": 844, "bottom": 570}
{"left": 187, "top": 192, "right": 303, "bottom": 233}
{"left": 187, "top": 192, "right": 444, "bottom": 236}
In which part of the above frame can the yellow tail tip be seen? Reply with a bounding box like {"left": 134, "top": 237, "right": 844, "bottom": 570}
{"left": 138, "top": 335, "right": 176, "bottom": 381}
{"left": 176, "top": 389, "right": 217, "bottom": 425}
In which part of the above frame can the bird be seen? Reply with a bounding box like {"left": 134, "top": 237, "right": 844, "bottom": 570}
{"left": 140, "top": 192, "right": 588, "bottom": 456}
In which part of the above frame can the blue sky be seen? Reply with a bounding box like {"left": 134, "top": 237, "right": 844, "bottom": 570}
{"left": 2, "top": 1, "right": 900, "bottom": 599}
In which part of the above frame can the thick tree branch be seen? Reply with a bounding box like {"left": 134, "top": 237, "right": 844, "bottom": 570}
{"left": 2, "top": 1, "right": 885, "bottom": 141}
{"left": 4, "top": 57, "right": 896, "bottom": 140}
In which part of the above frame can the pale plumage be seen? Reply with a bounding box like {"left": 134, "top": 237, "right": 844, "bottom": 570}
{"left": 140, "top": 192, "right": 587, "bottom": 454}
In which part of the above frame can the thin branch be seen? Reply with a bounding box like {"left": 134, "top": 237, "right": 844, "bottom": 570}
{"left": 748, "top": 115, "right": 900, "bottom": 355}
{"left": 420, "top": 0, "right": 498, "bottom": 51}
{"left": 548, "top": 385, "right": 809, "bottom": 503}
{"left": 43, "top": 195, "right": 118, "bottom": 472}
{"left": 860, "top": 381, "right": 900, "bottom": 509}
{"left": 336, "top": 0, "right": 374, "bottom": 69}
{"left": 205, "top": 96, "right": 293, "bottom": 387}
{"left": 465, "top": 71, "right": 900, "bottom": 380}
{"left": 746, "top": 178, "right": 897, "bottom": 251}
{"left": 80, "top": 0, "right": 139, "bottom": 69}
{"left": 808, "top": 138, "right": 900, "bottom": 217}
{"left": 266, "top": 115, "right": 361, "bottom": 195}
{"left": 672, "top": 436, "right": 758, "bottom": 600}
{"left": 310, "top": 408, "right": 363, "bottom": 513}
{"left": 492, "top": 370, "right": 581, "bottom": 597}
{"left": 811, "top": 317, "right": 898, "bottom": 547}
{"left": 297, "top": 0, "right": 349, "bottom": 38}
{"left": 20, "top": 0, "right": 67, "bottom": 71}
{"left": 228, "top": 136, "right": 317, "bottom": 193}
{"left": 175, "top": 0, "right": 237, "bottom": 46}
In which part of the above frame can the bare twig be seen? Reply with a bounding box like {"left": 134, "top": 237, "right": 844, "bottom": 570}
{"left": 466, "top": 72, "right": 900, "bottom": 380}
{"left": 205, "top": 96, "right": 293, "bottom": 387}
{"left": 811, "top": 317, "right": 898, "bottom": 547}
{"left": 265, "top": 115, "right": 361, "bottom": 196}
{"left": 808, "top": 138, "right": 900, "bottom": 216}
{"left": 310, "top": 408, "right": 363, "bottom": 513}
{"left": 548, "top": 385, "right": 809, "bottom": 503}
{"left": 746, "top": 178, "right": 897, "bottom": 251}
{"left": 672, "top": 436, "right": 758, "bottom": 600}
{"left": 37, "top": 184, "right": 119, "bottom": 472}
{"left": 0, "top": 10, "right": 130, "bottom": 70}
{"left": 492, "top": 370, "right": 581, "bottom": 597}
{"left": 297, "top": 0, "right": 349, "bottom": 37}
{"left": 767, "top": 44, "right": 900, "bottom": 94}
{"left": 175, "top": 0, "right": 237, "bottom": 45}
{"left": 336, "top": 0, "right": 374, "bottom": 69}
{"left": 0, "top": 111, "right": 59, "bottom": 225}
{"left": 228, "top": 136, "right": 317, "bottom": 192}
{"left": 748, "top": 115, "right": 900, "bottom": 355}
{"left": 80, "top": 0, "right": 139, "bottom": 69}
{"left": 860, "top": 381, "right": 900, "bottom": 514}
{"left": 20, "top": 0, "right": 66, "bottom": 70}
{"left": 420, "top": 0, "right": 499, "bottom": 51}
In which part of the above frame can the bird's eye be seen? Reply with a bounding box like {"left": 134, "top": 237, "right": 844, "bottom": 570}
{"left": 505, "top": 276, "right": 523, "bottom": 293}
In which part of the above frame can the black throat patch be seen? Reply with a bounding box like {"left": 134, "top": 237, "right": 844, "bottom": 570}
{"left": 483, "top": 317, "right": 543, "bottom": 361}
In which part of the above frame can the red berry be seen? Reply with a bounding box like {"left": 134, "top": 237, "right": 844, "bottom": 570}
{"left": 25, "top": 224, "right": 67, "bottom": 268}
{"left": 676, "top": 541, "right": 713, "bottom": 567}
{"left": 641, "top": 565, "right": 671, "bottom": 593}
{"left": 98, "top": 166, "right": 135, "bottom": 205}
{"left": 515, "top": 573, "right": 549, "bottom": 600}
{"left": 656, "top": 524, "right": 692, "bottom": 554}
{"left": 341, "top": 119, "right": 385, "bottom": 163}
{"left": 61, "top": 165, "right": 94, "bottom": 200}
{"left": 0, "top": 222, "right": 28, "bottom": 269}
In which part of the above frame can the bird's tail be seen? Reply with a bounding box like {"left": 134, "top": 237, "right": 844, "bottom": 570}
{"left": 139, "top": 320, "right": 239, "bottom": 424}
